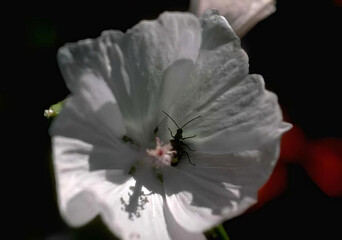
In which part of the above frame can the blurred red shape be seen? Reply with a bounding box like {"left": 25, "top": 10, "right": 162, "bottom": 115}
{"left": 304, "top": 138, "right": 342, "bottom": 197}
{"left": 334, "top": 0, "right": 342, "bottom": 7}
{"left": 279, "top": 124, "right": 306, "bottom": 164}
{"left": 246, "top": 108, "right": 342, "bottom": 211}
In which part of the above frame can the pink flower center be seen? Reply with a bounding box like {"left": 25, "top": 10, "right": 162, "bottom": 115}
{"left": 146, "top": 137, "right": 176, "bottom": 168}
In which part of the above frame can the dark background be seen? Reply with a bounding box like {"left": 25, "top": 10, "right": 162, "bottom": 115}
{"left": 4, "top": 0, "right": 341, "bottom": 239}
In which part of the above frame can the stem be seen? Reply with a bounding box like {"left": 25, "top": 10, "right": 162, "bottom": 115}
{"left": 205, "top": 224, "right": 230, "bottom": 240}
{"left": 216, "top": 224, "right": 230, "bottom": 240}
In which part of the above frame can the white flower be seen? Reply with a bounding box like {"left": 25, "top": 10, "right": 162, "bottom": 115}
{"left": 189, "top": 0, "right": 276, "bottom": 37}
{"left": 50, "top": 10, "right": 290, "bottom": 240}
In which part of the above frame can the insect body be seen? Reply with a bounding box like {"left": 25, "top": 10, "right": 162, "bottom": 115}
{"left": 162, "top": 111, "right": 201, "bottom": 166}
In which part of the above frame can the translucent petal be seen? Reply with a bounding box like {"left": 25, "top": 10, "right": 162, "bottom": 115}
{"left": 53, "top": 137, "right": 171, "bottom": 239}
{"left": 110, "top": 12, "right": 201, "bottom": 143}
{"left": 189, "top": 0, "right": 276, "bottom": 37}
{"left": 188, "top": 79, "right": 291, "bottom": 153}
{"left": 51, "top": 100, "right": 121, "bottom": 152}
{"left": 57, "top": 13, "right": 202, "bottom": 144}
{"left": 168, "top": 10, "right": 290, "bottom": 154}
{"left": 57, "top": 36, "right": 126, "bottom": 140}
{"left": 163, "top": 139, "right": 280, "bottom": 232}
{"left": 163, "top": 199, "right": 207, "bottom": 240}
{"left": 52, "top": 136, "right": 135, "bottom": 225}
{"left": 93, "top": 168, "right": 170, "bottom": 240}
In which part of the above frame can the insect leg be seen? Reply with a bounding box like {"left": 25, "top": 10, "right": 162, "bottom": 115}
{"left": 182, "top": 135, "right": 196, "bottom": 140}
{"left": 182, "top": 151, "right": 196, "bottom": 166}
{"left": 181, "top": 142, "right": 195, "bottom": 151}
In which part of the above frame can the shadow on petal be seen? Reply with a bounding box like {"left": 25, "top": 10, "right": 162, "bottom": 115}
{"left": 161, "top": 140, "right": 280, "bottom": 232}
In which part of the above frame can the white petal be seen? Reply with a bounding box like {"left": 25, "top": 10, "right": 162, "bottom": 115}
{"left": 226, "top": 0, "right": 276, "bottom": 37}
{"left": 189, "top": 0, "right": 276, "bottom": 37}
{"left": 105, "top": 13, "right": 202, "bottom": 143}
{"left": 169, "top": 9, "right": 246, "bottom": 123}
{"left": 57, "top": 37, "right": 126, "bottom": 139}
{"left": 52, "top": 137, "right": 97, "bottom": 226}
{"left": 57, "top": 13, "right": 202, "bottom": 144}
{"left": 163, "top": 139, "right": 280, "bottom": 232}
{"left": 163, "top": 199, "right": 206, "bottom": 240}
{"left": 53, "top": 136, "right": 172, "bottom": 239}
{"left": 52, "top": 137, "right": 129, "bottom": 226}
{"left": 188, "top": 78, "right": 291, "bottom": 153}
{"left": 81, "top": 167, "right": 170, "bottom": 240}
{"left": 200, "top": 9, "right": 239, "bottom": 50}
{"left": 52, "top": 136, "right": 133, "bottom": 225}
{"left": 50, "top": 98, "right": 122, "bottom": 149}
{"left": 169, "top": 11, "right": 290, "bottom": 154}
{"left": 92, "top": 169, "right": 169, "bottom": 240}
{"left": 78, "top": 167, "right": 207, "bottom": 240}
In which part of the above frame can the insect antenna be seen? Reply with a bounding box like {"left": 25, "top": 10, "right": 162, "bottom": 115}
{"left": 162, "top": 111, "right": 180, "bottom": 129}
{"left": 181, "top": 115, "right": 201, "bottom": 129}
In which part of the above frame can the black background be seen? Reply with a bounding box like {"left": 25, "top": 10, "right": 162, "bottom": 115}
{"left": 3, "top": 0, "right": 341, "bottom": 239}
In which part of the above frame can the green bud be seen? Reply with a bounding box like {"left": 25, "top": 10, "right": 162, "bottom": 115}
{"left": 44, "top": 100, "right": 64, "bottom": 118}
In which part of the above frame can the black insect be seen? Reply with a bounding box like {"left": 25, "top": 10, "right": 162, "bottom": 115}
{"left": 162, "top": 111, "right": 201, "bottom": 166}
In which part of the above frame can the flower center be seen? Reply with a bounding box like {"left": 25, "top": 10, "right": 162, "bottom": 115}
{"left": 146, "top": 137, "right": 176, "bottom": 168}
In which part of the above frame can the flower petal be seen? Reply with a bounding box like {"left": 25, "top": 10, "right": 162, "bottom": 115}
{"left": 113, "top": 12, "right": 201, "bottom": 143}
{"left": 52, "top": 135, "right": 137, "bottom": 212}
{"left": 200, "top": 9, "right": 239, "bottom": 50}
{"left": 163, "top": 199, "right": 206, "bottom": 240}
{"left": 52, "top": 133, "right": 204, "bottom": 240}
{"left": 163, "top": 139, "right": 280, "bottom": 232}
{"left": 57, "top": 36, "right": 126, "bottom": 139}
{"left": 168, "top": 10, "right": 290, "bottom": 154}
{"left": 53, "top": 136, "right": 172, "bottom": 239}
{"left": 92, "top": 167, "right": 206, "bottom": 240}
{"left": 52, "top": 137, "right": 99, "bottom": 226}
{"left": 169, "top": 9, "right": 246, "bottom": 122}
{"left": 57, "top": 13, "right": 202, "bottom": 144}
{"left": 52, "top": 136, "right": 128, "bottom": 226}
{"left": 94, "top": 168, "right": 170, "bottom": 240}
{"left": 190, "top": 84, "right": 290, "bottom": 154}
{"left": 51, "top": 96, "right": 125, "bottom": 148}
{"left": 189, "top": 0, "right": 276, "bottom": 37}
{"left": 224, "top": 0, "right": 276, "bottom": 37}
